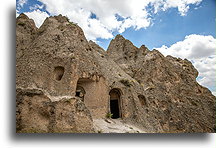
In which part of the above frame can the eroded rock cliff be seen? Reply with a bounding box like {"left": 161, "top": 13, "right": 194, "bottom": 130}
{"left": 107, "top": 35, "right": 215, "bottom": 132}
{"left": 16, "top": 14, "right": 215, "bottom": 133}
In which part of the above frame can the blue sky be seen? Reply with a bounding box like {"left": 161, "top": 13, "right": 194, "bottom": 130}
{"left": 97, "top": 0, "right": 215, "bottom": 50}
{"left": 16, "top": 0, "right": 216, "bottom": 95}
{"left": 16, "top": 0, "right": 215, "bottom": 49}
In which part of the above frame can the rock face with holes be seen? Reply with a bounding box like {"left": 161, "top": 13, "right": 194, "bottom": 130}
{"left": 16, "top": 14, "right": 101, "bottom": 133}
{"left": 107, "top": 35, "right": 216, "bottom": 133}
{"left": 16, "top": 14, "right": 215, "bottom": 133}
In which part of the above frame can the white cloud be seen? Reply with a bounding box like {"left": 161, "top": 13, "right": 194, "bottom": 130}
{"left": 156, "top": 35, "right": 216, "bottom": 59}
{"left": 30, "top": 4, "right": 44, "bottom": 11}
{"left": 30, "top": 0, "right": 202, "bottom": 40}
{"left": 17, "top": 0, "right": 28, "bottom": 10}
{"left": 85, "top": 19, "right": 114, "bottom": 40}
{"left": 155, "top": 34, "right": 216, "bottom": 93}
{"left": 150, "top": 0, "right": 202, "bottom": 16}
{"left": 25, "top": 10, "right": 49, "bottom": 28}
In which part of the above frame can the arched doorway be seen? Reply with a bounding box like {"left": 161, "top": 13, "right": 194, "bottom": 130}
{"left": 109, "top": 88, "right": 121, "bottom": 119}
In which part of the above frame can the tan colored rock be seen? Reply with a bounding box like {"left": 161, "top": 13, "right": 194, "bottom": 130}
{"left": 16, "top": 14, "right": 215, "bottom": 133}
{"left": 16, "top": 88, "right": 94, "bottom": 133}
{"left": 107, "top": 35, "right": 215, "bottom": 133}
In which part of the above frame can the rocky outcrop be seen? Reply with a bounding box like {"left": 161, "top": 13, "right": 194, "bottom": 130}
{"left": 16, "top": 14, "right": 100, "bottom": 133}
{"left": 16, "top": 88, "right": 94, "bottom": 133}
{"left": 107, "top": 35, "right": 215, "bottom": 133}
{"left": 16, "top": 14, "right": 215, "bottom": 133}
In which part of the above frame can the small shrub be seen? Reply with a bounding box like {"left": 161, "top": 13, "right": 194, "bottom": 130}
{"left": 97, "top": 130, "right": 103, "bottom": 133}
{"left": 57, "top": 25, "right": 65, "bottom": 31}
{"left": 17, "top": 22, "right": 25, "bottom": 26}
{"left": 182, "top": 63, "right": 188, "bottom": 67}
{"left": 120, "top": 79, "right": 133, "bottom": 87}
{"left": 37, "top": 28, "right": 45, "bottom": 35}
{"left": 191, "top": 100, "right": 198, "bottom": 106}
{"left": 137, "top": 80, "right": 141, "bottom": 84}
{"left": 69, "top": 21, "right": 77, "bottom": 26}
{"left": 106, "top": 112, "right": 113, "bottom": 118}
{"left": 65, "top": 99, "right": 71, "bottom": 103}
{"left": 63, "top": 98, "right": 73, "bottom": 104}
{"left": 65, "top": 16, "right": 70, "bottom": 22}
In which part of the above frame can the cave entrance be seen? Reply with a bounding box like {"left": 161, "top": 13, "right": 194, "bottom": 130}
{"left": 109, "top": 88, "right": 121, "bottom": 119}
{"left": 75, "top": 85, "right": 86, "bottom": 101}
{"left": 75, "top": 78, "right": 94, "bottom": 102}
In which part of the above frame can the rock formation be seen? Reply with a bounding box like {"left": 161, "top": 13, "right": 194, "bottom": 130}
{"left": 16, "top": 13, "right": 215, "bottom": 133}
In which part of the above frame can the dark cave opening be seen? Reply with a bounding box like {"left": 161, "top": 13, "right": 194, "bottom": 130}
{"left": 110, "top": 99, "right": 120, "bottom": 119}
{"left": 109, "top": 88, "right": 121, "bottom": 119}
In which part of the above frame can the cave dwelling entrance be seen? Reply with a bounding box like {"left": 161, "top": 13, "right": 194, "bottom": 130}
{"left": 109, "top": 88, "right": 122, "bottom": 119}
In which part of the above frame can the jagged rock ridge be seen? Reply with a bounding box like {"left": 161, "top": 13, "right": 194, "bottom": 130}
{"left": 16, "top": 14, "right": 215, "bottom": 133}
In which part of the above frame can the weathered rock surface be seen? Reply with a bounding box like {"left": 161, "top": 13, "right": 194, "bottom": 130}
{"left": 107, "top": 35, "right": 215, "bottom": 133}
{"left": 16, "top": 88, "right": 94, "bottom": 133}
{"left": 93, "top": 118, "right": 145, "bottom": 133}
{"left": 16, "top": 14, "right": 215, "bottom": 133}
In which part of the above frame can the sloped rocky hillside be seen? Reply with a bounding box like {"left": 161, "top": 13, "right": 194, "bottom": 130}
{"left": 16, "top": 14, "right": 215, "bottom": 133}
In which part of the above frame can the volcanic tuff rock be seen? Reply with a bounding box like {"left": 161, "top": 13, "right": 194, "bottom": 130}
{"left": 16, "top": 13, "right": 216, "bottom": 133}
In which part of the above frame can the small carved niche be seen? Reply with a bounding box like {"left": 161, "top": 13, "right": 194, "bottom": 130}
{"left": 54, "top": 66, "right": 64, "bottom": 81}
{"left": 138, "top": 95, "right": 147, "bottom": 107}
